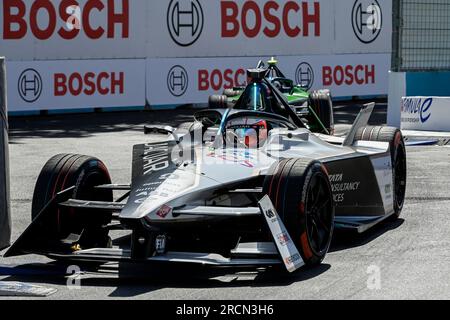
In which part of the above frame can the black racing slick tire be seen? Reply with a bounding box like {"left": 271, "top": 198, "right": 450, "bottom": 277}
{"left": 263, "top": 158, "right": 335, "bottom": 267}
{"left": 32, "top": 154, "right": 113, "bottom": 247}
{"left": 208, "top": 95, "right": 229, "bottom": 108}
{"left": 308, "top": 90, "right": 334, "bottom": 135}
{"left": 223, "top": 88, "right": 243, "bottom": 97}
{"left": 354, "top": 126, "right": 407, "bottom": 219}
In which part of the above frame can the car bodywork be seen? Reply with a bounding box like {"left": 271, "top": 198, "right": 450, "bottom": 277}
{"left": 4, "top": 68, "right": 403, "bottom": 273}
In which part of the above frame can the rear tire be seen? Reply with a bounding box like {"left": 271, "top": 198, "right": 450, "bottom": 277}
{"left": 32, "top": 154, "right": 113, "bottom": 248}
{"left": 208, "top": 95, "right": 229, "bottom": 108}
{"left": 263, "top": 158, "right": 334, "bottom": 267}
{"left": 308, "top": 90, "right": 334, "bottom": 135}
{"left": 223, "top": 88, "right": 243, "bottom": 97}
{"left": 354, "top": 126, "right": 407, "bottom": 219}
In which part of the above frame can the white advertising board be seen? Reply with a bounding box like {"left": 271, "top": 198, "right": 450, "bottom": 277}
{"left": 1, "top": 0, "right": 392, "bottom": 61}
{"left": 147, "top": 54, "right": 390, "bottom": 105}
{"left": 401, "top": 97, "right": 450, "bottom": 132}
{"left": 7, "top": 59, "right": 146, "bottom": 111}
{"left": 333, "top": 0, "right": 392, "bottom": 54}
{"left": 0, "top": 0, "right": 146, "bottom": 60}
{"left": 147, "top": 0, "right": 391, "bottom": 58}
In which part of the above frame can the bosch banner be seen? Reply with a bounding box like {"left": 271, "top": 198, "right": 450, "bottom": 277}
{"left": 147, "top": 54, "right": 390, "bottom": 105}
{"left": 0, "top": 0, "right": 146, "bottom": 60}
{"left": 1, "top": 0, "right": 393, "bottom": 111}
{"left": 7, "top": 59, "right": 146, "bottom": 111}
{"left": 1, "top": 0, "right": 391, "bottom": 60}
{"left": 148, "top": 0, "right": 391, "bottom": 58}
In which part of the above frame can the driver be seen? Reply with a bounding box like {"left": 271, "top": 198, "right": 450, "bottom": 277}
{"left": 226, "top": 118, "right": 268, "bottom": 148}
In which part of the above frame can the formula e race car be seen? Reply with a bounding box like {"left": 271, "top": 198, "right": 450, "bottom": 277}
{"left": 4, "top": 68, "right": 407, "bottom": 273}
{"left": 206, "top": 58, "right": 334, "bottom": 135}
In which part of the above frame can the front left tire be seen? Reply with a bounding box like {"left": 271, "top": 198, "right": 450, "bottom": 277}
{"left": 32, "top": 153, "right": 113, "bottom": 248}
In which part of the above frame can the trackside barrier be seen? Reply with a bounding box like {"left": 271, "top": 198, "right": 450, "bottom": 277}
{"left": 401, "top": 96, "right": 450, "bottom": 132}
{"left": 0, "top": 57, "right": 11, "bottom": 250}
{"left": 2, "top": 0, "right": 392, "bottom": 112}
{"left": 387, "top": 71, "right": 450, "bottom": 128}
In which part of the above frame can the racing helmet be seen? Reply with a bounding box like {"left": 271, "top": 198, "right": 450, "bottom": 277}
{"left": 226, "top": 118, "right": 268, "bottom": 148}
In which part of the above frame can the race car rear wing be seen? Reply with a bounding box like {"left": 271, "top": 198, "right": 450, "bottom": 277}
{"left": 343, "top": 102, "right": 375, "bottom": 146}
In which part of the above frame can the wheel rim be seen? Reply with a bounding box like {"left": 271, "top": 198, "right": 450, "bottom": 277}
{"left": 394, "top": 145, "right": 407, "bottom": 209}
{"left": 304, "top": 172, "right": 333, "bottom": 255}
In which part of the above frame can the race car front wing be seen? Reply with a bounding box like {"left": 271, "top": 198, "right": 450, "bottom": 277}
{"left": 4, "top": 188, "right": 305, "bottom": 272}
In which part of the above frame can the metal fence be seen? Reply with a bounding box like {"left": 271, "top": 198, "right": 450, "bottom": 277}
{"left": 0, "top": 57, "right": 11, "bottom": 250}
{"left": 392, "top": 0, "right": 450, "bottom": 71}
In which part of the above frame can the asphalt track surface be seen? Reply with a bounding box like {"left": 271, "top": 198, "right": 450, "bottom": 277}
{"left": 2, "top": 102, "right": 450, "bottom": 300}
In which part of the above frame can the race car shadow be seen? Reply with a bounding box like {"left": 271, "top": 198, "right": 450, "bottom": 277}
{"left": 0, "top": 218, "right": 401, "bottom": 297}
{"left": 329, "top": 218, "right": 405, "bottom": 253}
{"left": 109, "top": 263, "right": 332, "bottom": 298}
{"left": 0, "top": 260, "right": 331, "bottom": 298}
{"left": 9, "top": 108, "right": 197, "bottom": 142}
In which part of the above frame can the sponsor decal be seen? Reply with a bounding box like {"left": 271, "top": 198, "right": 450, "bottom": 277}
{"left": 322, "top": 64, "right": 375, "bottom": 86}
{"left": 18, "top": 68, "right": 42, "bottom": 102}
{"left": 167, "top": 0, "right": 204, "bottom": 46}
{"left": 167, "top": 65, "right": 188, "bottom": 97}
{"left": 142, "top": 143, "right": 170, "bottom": 175}
{"left": 9, "top": 59, "right": 145, "bottom": 112}
{"left": 156, "top": 204, "right": 172, "bottom": 218}
{"left": 54, "top": 71, "right": 124, "bottom": 97}
{"left": 401, "top": 97, "right": 432, "bottom": 124}
{"left": 206, "top": 149, "right": 255, "bottom": 168}
{"left": 221, "top": 1, "right": 321, "bottom": 38}
{"left": 198, "top": 68, "right": 246, "bottom": 91}
{"left": 259, "top": 195, "right": 304, "bottom": 272}
{"left": 329, "top": 173, "right": 361, "bottom": 203}
{"left": 277, "top": 232, "right": 290, "bottom": 246}
{"left": 325, "top": 157, "right": 385, "bottom": 216}
{"left": 155, "top": 234, "right": 167, "bottom": 254}
{"left": 351, "top": 0, "right": 382, "bottom": 43}
{"left": 265, "top": 209, "right": 275, "bottom": 219}
{"left": 284, "top": 253, "right": 302, "bottom": 266}
{"left": 295, "top": 62, "right": 314, "bottom": 90}
{"left": 3, "top": 0, "right": 129, "bottom": 40}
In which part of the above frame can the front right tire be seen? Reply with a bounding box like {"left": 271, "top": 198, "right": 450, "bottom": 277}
{"left": 263, "top": 158, "right": 335, "bottom": 267}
